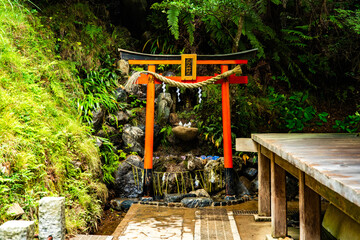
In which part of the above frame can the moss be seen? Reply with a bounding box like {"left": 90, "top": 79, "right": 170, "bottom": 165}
{"left": 0, "top": 0, "right": 107, "bottom": 234}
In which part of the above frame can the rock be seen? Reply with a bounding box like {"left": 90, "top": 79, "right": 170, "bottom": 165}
{"left": 0, "top": 220, "right": 35, "bottom": 240}
{"left": 6, "top": 203, "right": 24, "bottom": 218}
{"left": 39, "top": 197, "right": 65, "bottom": 240}
{"left": 169, "top": 113, "right": 179, "bottom": 126}
{"left": 114, "top": 155, "right": 144, "bottom": 198}
{"left": 239, "top": 176, "right": 252, "bottom": 192}
{"left": 120, "top": 200, "right": 135, "bottom": 211}
{"left": 204, "top": 159, "right": 224, "bottom": 190}
{"left": 115, "top": 87, "right": 128, "bottom": 102}
{"left": 116, "top": 111, "right": 130, "bottom": 122}
{"left": 172, "top": 126, "right": 198, "bottom": 141}
{"left": 181, "top": 197, "right": 213, "bottom": 208}
{"left": 164, "top": 193, "right": 196, "bottom": 203}
{"left": 204, "top": 159, "right": 224, "bottom": 172}
{"left": 117, "top": 60, "right": 129, "bottom": 76}
{"left": 244, "top": 167, "right": 258, "bottom": 180}
{"left": 95, "top": 137, "right": 102, "bottom": 147}
{"left": 250, "top": 176, "right": 259, "bottom": 194}
{"left": 157, "top": 93, "right": 173, "bottom": 124}
{"left": 122, "top": 124, "right": 144, "bottom": 156}
{"left": 235, "top": 178, "right": 250, "bottom": 196}
{"left": 110, "top": 198, "right": 122, "bottom": 211}
{"left": 96, "top": 125, "right": 117, "bottom": 138}
{"left": 92, "top": 107, "right": 105, "bottom": 131}
{"left": 1, "top": 162, "right": 11, "bottom": 176}
{"left": 110, "top": 199, "right": 135, "bottom": 211}
{"left": 187, "top": 155, "right": 205, "bottom": 171}
{"left": 189, "top": 189, "right": 210, "bottom": 198}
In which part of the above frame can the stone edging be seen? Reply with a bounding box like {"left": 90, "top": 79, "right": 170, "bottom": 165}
{"left": 136, "top": 195, "right": 253, "bottom": 208}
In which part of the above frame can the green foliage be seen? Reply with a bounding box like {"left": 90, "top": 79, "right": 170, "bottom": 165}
{"left": 334, "top": 111, "right": 360, "bottom": 133}
{"left": 194, "top": 85, "right": 237, "bottom": 153}
{"left": 43, "top": 2, "right": 134, "bottom": 71}
{"left": 268, "top": 87, "right": 328, "bottom": 132}
{"left": 77, "top": 55, "right": 120, "bottom": 125}
{"left": 99, "top": 138, "right": 126, "bottom": 184}
{"left": 167, "top": 7, "right": 180, "bottom": 40}
{"left": 330, "top": 9, "right": 360, "bottom": 34}
{"left": 0, "top": 0, "right": 106, "bottom": 233}
{"left": 160, "top": 125, "right": 173, "bottom": 146}
{"left": 128, "top": 94, "right": 146, "bottom": 108}
{"left": 152, "top": 0, "right": 278, "bottom": 54}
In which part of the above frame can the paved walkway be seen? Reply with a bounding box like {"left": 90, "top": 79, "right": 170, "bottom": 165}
{"left": 112, "top": 204, "right": 241, "bottom": 240}
{"left": 72, "top": 201, "right": 301, "bottom": 240}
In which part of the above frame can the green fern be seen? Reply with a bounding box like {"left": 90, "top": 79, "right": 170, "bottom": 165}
{"left": 184, "top": 14, "right": 195, "bottom": 45}
{"left": 167, "top": 7, "right": 180, "bottom": 40}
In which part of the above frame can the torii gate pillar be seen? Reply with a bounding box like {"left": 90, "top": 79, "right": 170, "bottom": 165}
{"left": 143, "top": 64, "right": 156, "bottom": 198}
{"left": 221, "top": 65, "right": 235, "bottom": 196}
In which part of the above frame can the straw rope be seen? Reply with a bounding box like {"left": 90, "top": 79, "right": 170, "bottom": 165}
{"left": 125, "top": 65, "right": 242, "bottom": 91}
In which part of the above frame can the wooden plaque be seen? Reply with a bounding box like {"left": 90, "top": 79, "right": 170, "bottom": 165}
{"left": 181, "top": 54, "right": 197, "bottom": 80}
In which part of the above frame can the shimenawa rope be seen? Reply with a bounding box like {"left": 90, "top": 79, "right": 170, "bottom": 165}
{"left": 125, "top": 65, "right": 242, "bottom": 91}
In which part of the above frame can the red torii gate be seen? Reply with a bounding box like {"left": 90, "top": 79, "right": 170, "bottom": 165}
{"left": 120, "top": 49, "right": 257, "bottom": 200}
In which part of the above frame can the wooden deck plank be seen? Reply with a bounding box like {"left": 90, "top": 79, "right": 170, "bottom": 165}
{"left": 252, "top": 133, "right": 360, "bottom": 223}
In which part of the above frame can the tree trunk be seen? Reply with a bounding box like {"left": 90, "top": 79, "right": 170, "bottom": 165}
{"left": 232, "top": 15, "right": 244, "bottom": 53}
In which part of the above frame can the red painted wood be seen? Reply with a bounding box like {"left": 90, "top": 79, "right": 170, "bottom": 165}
{"left": 128, "top": 59, "right": 248, "bottom": 65}
{"left": 144, "top": 65, "right": 155, "bottom": 170}
{"left": 136, "top": 75, "right": 248, "bottom": 85}
{"left": 221, "top": 65, "right": 233, "bottom": 169}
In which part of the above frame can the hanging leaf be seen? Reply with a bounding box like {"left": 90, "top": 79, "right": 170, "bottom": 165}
{"left": 242, "top": 154, "right": 249, "bottom": 164}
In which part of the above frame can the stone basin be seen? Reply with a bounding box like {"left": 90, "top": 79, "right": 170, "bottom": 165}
{"left": 172, "top": 126, "right": 198, "bottom": 141}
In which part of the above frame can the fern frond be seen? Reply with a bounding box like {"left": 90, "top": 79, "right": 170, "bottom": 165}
{"left": 184, "top": 13, "right": 195, "bottom": 45}
{"left": 282, "top": 29, "right": 313, "bottom": 40}
{"left": 167, "top": 7, "right": 180, "bottom": 40}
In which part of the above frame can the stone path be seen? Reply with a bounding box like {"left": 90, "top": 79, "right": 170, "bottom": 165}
{"left": 72, "top": 201, "right": 301, "bottom": 240}
{"left": 112, "top": 204, "right": 241, "bottom": 240}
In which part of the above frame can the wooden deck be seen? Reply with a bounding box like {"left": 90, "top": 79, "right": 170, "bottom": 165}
{"left": 252, "top": 133, "right": 360, "bottom": 239}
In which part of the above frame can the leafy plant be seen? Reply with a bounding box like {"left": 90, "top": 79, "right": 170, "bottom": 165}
{"left": 333, "top": 111, "right": 360, "bottom": 133}
{"left": 160, "top": 125, "right": 173, "bottom": 146}
{"left": 268, "top": 87, "right": 328, "bottom": 132}
{"left": 152, "top": 0, "right": 279, "bottom": 53}
{"left": 77, "top": 55, "right": 120, "bottom": 125}
{"left": 99, "top": 138, "right": 126, "bottom": 184}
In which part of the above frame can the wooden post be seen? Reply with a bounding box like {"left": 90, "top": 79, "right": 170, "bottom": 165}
{"left": 221, "top": 65, "right": 234, "bottom": 196}
{"left": 143, "top": 64, "right": 155, "bottom": 198}
{"left": 299, "top": 171, "right": 321, "bottom": 240}
{"left": 258, "top": 145, "right": 271, "bottom": 216}
{"left": 271, "top": 153, "right": 287, "bottom": 238}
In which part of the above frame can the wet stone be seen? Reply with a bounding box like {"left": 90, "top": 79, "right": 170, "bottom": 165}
{"left": 181, "top": 197, "right": 213, "bottom": 208}
{"left": 244, "top": 167, "right": 258, "bottom": 180}
{"left": 250, "top": 176, "right": 259, "bottom": 194}
{"left": 110, "top": 199, "right": 135, "bottom": 211}
{"left": 189, "top": 189, "right": 210, "bottom": 198}
{"left": 164, "top": 193, "right": 196, "bottom": 203}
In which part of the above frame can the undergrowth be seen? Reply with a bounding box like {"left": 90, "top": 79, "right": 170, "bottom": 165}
{"left": 0, "top": 0, "right": 107, "bottom": 233}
